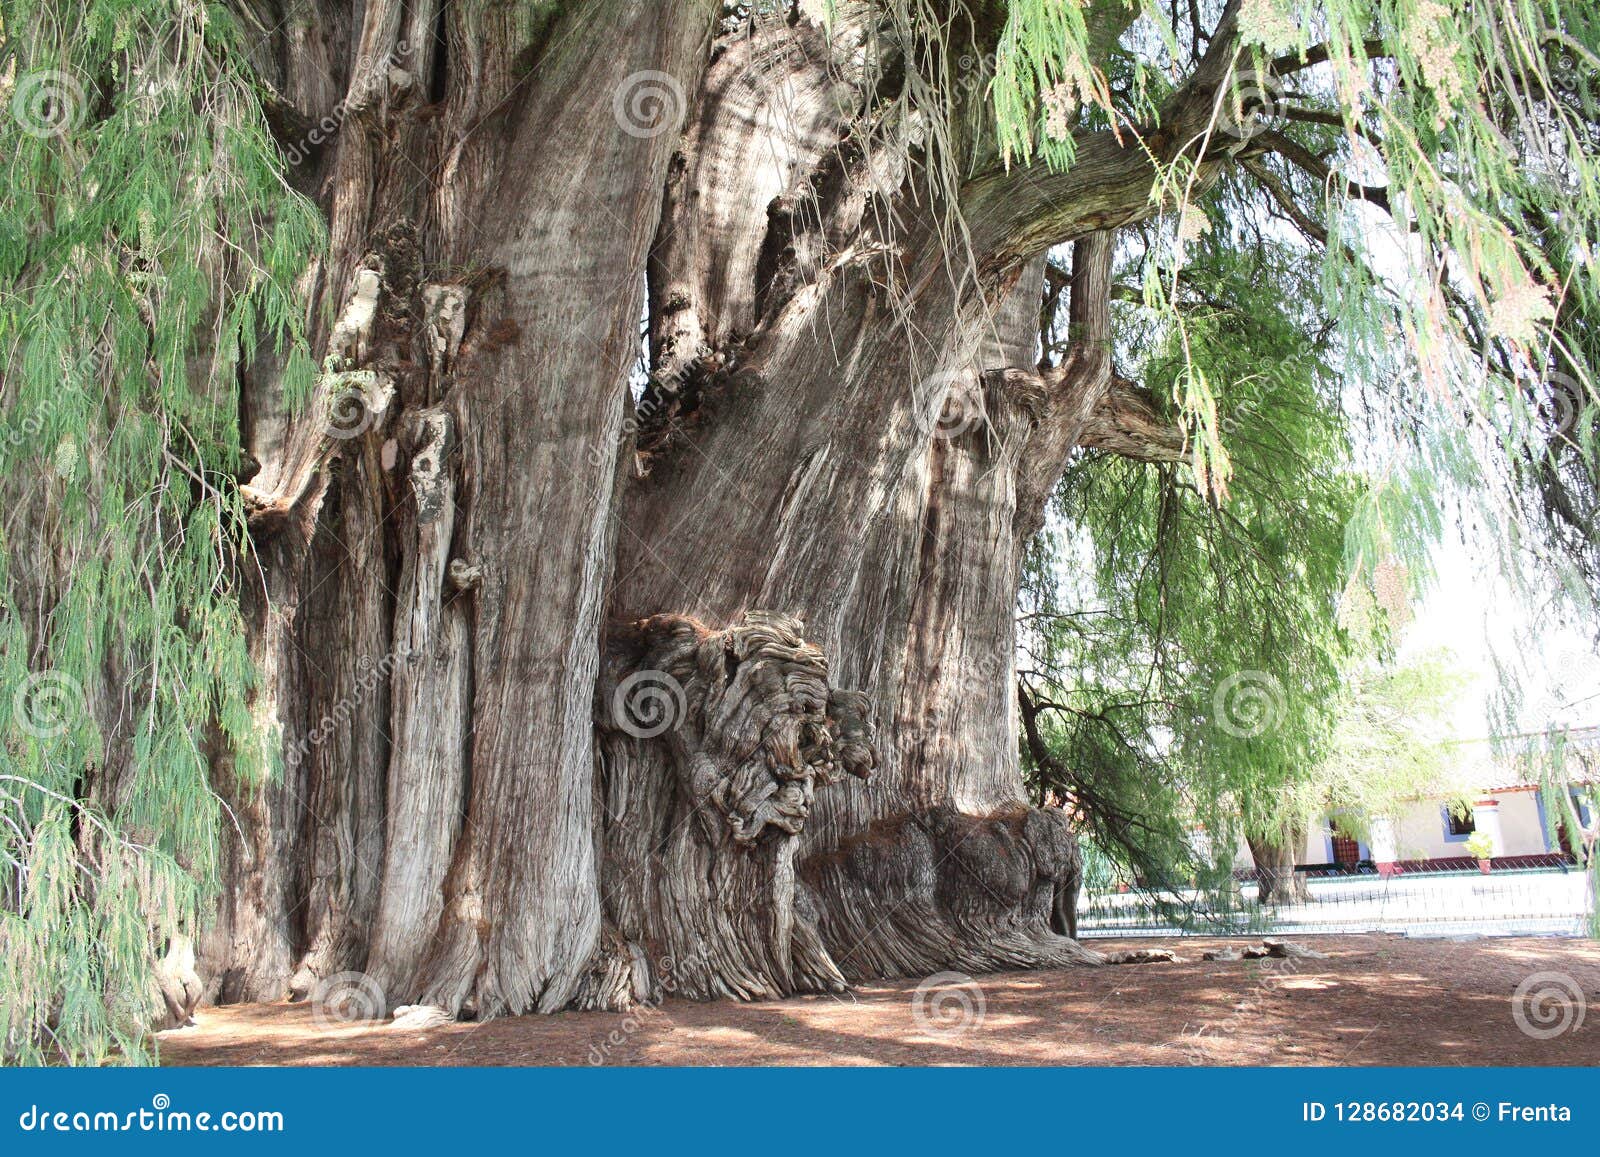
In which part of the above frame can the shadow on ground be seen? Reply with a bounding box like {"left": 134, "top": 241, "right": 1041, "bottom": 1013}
{"left": 158, "top": 934, "right": 1600, "bottom": 1067}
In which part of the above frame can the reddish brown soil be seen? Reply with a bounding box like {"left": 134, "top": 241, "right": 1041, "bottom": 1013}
{"left": 158, "top": 934, "right": 1600, "bottom": 1067}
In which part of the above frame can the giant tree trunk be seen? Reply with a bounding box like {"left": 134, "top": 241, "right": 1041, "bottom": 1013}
{"left": 194, "top": 2, "right": 1239, "bottom": 1015}
{"left": 208, "top": 0, "right": 720, "bottom": 1017}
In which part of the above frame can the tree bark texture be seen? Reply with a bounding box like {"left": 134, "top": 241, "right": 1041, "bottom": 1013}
{"left": 195, "top": 2, "right": 1234, "bottom": 1015}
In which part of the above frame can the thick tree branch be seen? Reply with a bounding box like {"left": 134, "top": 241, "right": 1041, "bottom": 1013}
{"left": 962, "top": 1, "right": 1247, "bottom": 269}
{"left": 1255, "top": 129, "right": 1393, "bottom": 217}
{"left": 1270, "top": 38, "right": 1391, "bottom": 76}
{"left": 1241, "top": 156, "right": 1330, "bottom": 245}
{"left": 1078, "top": 377, "right": 1189, "bottom": 463}
{"left": 1010, "top": 232, "right": 1117, "bottom": 538}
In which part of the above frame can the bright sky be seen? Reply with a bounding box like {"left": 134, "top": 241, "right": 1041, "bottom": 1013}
{"left": 1403, "top": 532, "right": 1600, "bottom": 740}
{"left": 1341, "top": 196, "right": 1600, "bottom": 745}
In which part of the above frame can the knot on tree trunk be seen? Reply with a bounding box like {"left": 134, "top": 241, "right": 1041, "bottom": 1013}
{"left": 595, "top": 611, "right": 877, "bottom": 1001}
{"left": 603, "top": 610, "right": 876, "bottom": 847}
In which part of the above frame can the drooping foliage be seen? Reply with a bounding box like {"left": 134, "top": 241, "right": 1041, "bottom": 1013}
{"left": 1016, "top": 0, "right": 1599, "bottom": 902}
{"left": 1019, "top": 201, "right": 1364, "bottom": 889}
{"left": 1311, "top": 651, "right": 1471, "bottom": 821}
{"left": 0, "top": 0, "right": 319, "bottom": 1062}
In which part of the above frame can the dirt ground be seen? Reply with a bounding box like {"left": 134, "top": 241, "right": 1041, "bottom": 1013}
{"left": 158, "top": 934, "right": 1600, "bottom": 1067}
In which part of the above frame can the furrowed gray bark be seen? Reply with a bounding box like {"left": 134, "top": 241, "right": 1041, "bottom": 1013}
{"left": 363, "top": 406, "right": 469, "bottom": 1000}
{"left": 195, "top": 2, "right": 1240, "bottom": 1015}
{"left": 1249, "top": 828, "right": 1313, "bottom": 906}
{"left": 210, "top": 0, "right": 718, "bottom": 1017}
{"left": 598, "top": 18, "right": 1146, "bottom": 996}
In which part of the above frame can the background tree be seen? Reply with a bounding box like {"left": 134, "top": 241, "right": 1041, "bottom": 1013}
{"left": 1308, "top": 649, "right": 1469, "bottom": 822}
{"left": 2, "top": 0, "right": 1597, "bottom": 1062}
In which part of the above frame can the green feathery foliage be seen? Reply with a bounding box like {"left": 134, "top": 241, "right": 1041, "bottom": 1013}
{"left": 1021, "top": 207, "right": 1364, "bottom": 892}
{"left": 1307, "top": 650, "right": 1470, "bottom": 828}
{"left": 0, "top": 0, "right": 319, "bottom": 1063}
{"left": 1017, "top": 0, "right": 1598, "bottom": 911}
{"left": 3, "top": 0, "right": 1598, "bottom": 1062}
{"left": 1496, "top": 725, "right": 1600, "bottom": 934}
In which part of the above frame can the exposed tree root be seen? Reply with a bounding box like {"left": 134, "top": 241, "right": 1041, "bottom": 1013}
{"left": 597, "top": 611, "right": 876, "bottom": 1002}
{"left": 801, "top": 803, "right": 1105, "bottom": 981}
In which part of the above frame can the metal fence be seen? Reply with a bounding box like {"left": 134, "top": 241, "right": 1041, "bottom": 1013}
{"left": 1078, "top": 863, "right": 1597, "bottom": 938}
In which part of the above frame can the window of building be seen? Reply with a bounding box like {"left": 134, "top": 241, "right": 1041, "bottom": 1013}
{"left": 1444, "top": 807, "right": 1475, "bottom": 837}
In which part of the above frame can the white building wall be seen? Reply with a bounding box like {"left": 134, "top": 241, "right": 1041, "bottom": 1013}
{"left": 1226, "top": 788, "right": 1555, "bottom": 870}
{"left": 1495, "top": 791, "right": 1549, "bottom": 856}
{"left": 1368, "top": 790, "right": 1551, "bottom": 861}
{"left": 1394, "top": 797, "right": 1461, "bottom": 859}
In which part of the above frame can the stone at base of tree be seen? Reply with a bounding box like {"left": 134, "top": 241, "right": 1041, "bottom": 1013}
{"left": 1240, "top": 938, "right": 1328, "bottom": 960}
{"left": 390, "top": 1005, "right": 453, "bottom": 1030}
{"left": 1271, "top": 938, "right": 1329, "bottom": 959}
{"left": 1103, "top": 948, "right": 1187, "bottom": 964}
